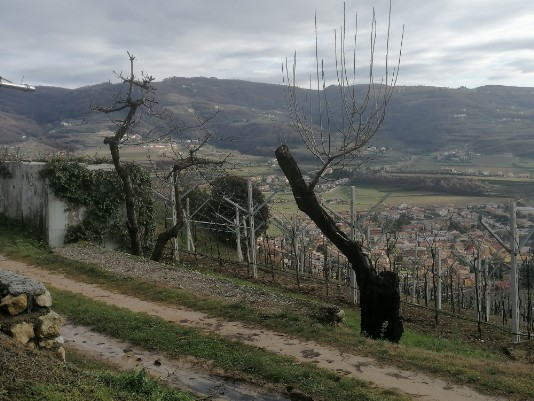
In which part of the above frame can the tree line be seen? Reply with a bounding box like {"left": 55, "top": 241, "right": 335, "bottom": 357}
{"left": 350, "top": 173, "right": 488, "bottom": 195}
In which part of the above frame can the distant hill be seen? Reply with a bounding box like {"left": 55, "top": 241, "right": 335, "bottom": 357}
{"left": 380, "top": 85, "right": 534, "bottom": 158}
{"left": 1, "top": 77, "right": 534, "bottom": 158}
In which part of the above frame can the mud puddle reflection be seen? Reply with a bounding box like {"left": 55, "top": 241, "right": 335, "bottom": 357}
{"left": 62, "top": 322, "right": 289, "bottom": 401}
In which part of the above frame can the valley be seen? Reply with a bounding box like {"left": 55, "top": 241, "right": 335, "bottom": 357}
{"left": 2, "top": 78, "right": 534, "bottom": 401}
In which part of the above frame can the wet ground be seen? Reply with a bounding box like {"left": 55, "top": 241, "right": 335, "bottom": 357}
{"left": 62, "top": 323, "right": 289, "bottom": 401}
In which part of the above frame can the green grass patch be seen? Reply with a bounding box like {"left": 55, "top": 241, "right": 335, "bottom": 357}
{"left": 52, "top": 289, "right": 409, "bottom": 401}
{"left": 1, "top": 344, "right": 197, "bottom": 401}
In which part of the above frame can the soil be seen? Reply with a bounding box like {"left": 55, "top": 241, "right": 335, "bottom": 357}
{"left": 55, "top": 245, "right": 519, "bottom": 352}
{"left": 61, "top": 322, "right": 289, "bottom": 401}
{"left": 0, "top": 246, "right": 516, "bottom": 401}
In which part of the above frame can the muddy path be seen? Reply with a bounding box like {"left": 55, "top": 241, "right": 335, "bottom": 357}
{"left": 0, "top": 255, "right": 508, "bottom": 401}
{"left": 62, "top": 322, "right": 289, "bottom": 401}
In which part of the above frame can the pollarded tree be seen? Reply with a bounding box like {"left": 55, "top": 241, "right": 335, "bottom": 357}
{"left": 151, "top": 138, "right": 224, "bottom": 262}
{"left": 93, "top": 52, "right": 156, "bottom": 256}
{"left": 276, "top": 3, "right": 404, "bottom": 342}
{"left": 94, "top": 52, "right": 223, "bottom": 259}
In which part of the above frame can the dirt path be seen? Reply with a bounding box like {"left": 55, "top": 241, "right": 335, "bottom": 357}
{"left": 62, "top": 322, "right": 289, "bottom": 401}
{"left": 0, "top": 256, "right": 508, "bottom": 401}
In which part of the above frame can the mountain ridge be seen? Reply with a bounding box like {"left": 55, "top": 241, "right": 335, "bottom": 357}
{"left": 1, "top": 77, "right": 534, "bottom": 158}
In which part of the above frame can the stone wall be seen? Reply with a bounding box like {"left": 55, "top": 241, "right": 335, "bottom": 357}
{"left": 0, "top": 269, "right": 65, "bottom": 360}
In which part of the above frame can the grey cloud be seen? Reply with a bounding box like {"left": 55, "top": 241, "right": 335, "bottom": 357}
{"left": 1, "top": 0, "right": 533, "bottom": 89}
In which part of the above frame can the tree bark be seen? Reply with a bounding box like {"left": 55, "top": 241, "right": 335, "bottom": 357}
{"left": 105, "top": 137, "right": 141, "bottom": 256}
{"left": 276, "top": 145, "right": 403, "bottom": 342}
{"left": 151, "top": 177, "right": 184, "bottom": 261}
{"left": 151, "top": 221, "right": 183, "bottom": 261}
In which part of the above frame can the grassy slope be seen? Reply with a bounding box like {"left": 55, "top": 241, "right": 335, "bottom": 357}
{"left": 0, "top": 333, "right": 197, "bottom": 401}
{"left": 0, "top": 218, "right": 532, "bottom": 400}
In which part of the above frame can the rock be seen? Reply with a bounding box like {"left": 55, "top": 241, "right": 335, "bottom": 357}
{"left": 38, "top": 338, "right": 58, "bottom": 349}
{"left": 0, "top": 269, "right": 46, "bottom": 296}
{"left": 334, "top": 308, "right": 345, "bottom": 322}
{"left": 0, "top": 293, "right": 28, "bottom": 315}
{"left": 9, "top": 322, "right": 34, "bottom": 345}
{"left": 35, "top": 290, "right": 53, "bottom": 307}
{"left": 39, "top": 336, "right": 63, "bottom": 347}
{"left": 313, "top": 306, "right": 345, "bottom": 325}
{"left": 56, "top": 346, "right": 66, "bottom": 362}
{"left": 36, "top": 311, "right": 62, "bottom": 338}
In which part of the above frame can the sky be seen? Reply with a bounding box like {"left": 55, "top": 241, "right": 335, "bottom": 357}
{"left": 1, "top": 0, "right": 534, "bottom": 90}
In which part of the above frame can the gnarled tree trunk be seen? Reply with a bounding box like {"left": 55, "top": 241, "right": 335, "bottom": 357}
{"left": 276, "top": 145, "right": 403, "bottom": 342}
{"left": 104, "top": 136, "right": 141, "bottom": 256}
{"left": 151, "top": 173, "right": 184, "bottom": 262}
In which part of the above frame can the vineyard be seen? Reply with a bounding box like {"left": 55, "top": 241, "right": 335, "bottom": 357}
{"left": 158, "top": 176, "right": 534, "bottom": 345}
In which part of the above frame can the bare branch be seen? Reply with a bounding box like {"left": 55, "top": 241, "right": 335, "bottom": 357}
{"left": 278, "top": 3, "right": 404, "bottom": 343}
{"left": 284, "top": 1, "right": 403, "bottom": 191}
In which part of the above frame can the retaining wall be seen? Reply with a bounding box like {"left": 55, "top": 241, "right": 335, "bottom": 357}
{"left": 0, "top": 161, "right": 85, "bottom": 247}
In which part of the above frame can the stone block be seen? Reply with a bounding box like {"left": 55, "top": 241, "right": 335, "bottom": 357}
{"left": 57, "top": 346, "right": 66, "bottom": 362}
{"left": 35, "top": 290, "right": 53, "bottom": 307}
{"left": 0, "top": 269, "right": 46, "bottom": 296}
{"left": 0, "top": 293, "right": 28, "bottom": 315}
{"left": 10, "top": 322, "right": 34, "bottom": 345}
{"left": 36, "top": 311, "right": 62, "bottom": 338}
{"left": 39, "top": 336, "right": 64, "bottom": 350}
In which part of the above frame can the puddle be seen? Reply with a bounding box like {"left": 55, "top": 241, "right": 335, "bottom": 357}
{"left": 62, "top": 322, "right": 289, "bottom": 401}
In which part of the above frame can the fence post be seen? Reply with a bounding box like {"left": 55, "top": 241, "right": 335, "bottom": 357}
{"left": 171, "top": 173, "right": 179, "bottom": 261}
{"left": 474, "top": 251, "right": 481, "bottom": 322}
{"left": 350, "top": 186, "right": 358, "bottom": 304}
{"left": 484, "top": 257, "right": 491, "bottom": 322}
{"left": 248, "top": 179, "right": 257, "bottom": 278}
{"left": 185, "top": 198, "right": 195, "bottom": 253}
{"left": 235, "top": 205, "right": 243, "bottom": 262}
{"left": 510, "top": 202, "right": 520, "bottom": 343}
{"left": 437, "top": 247, "right": 442, "bottom": 310}
{"left": 412, "top": 236, "right": 418, "bottom": 304}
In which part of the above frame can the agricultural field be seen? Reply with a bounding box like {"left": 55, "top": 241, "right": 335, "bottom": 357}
{"left": 7, "top": 134, "right": 533, "bottom": 213}
{"left": 381, "top": 152, "right": 534, "bottom": 176}
{"left": 72, "top": 140, "right": 534, "bottom": 221}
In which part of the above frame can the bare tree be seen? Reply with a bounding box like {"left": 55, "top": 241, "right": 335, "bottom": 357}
{"left": 95, "top": 53, "right": 223, "bottom": 259}
{"left": 276, "top": 3, "right": 404, "bottom": 341}
{"left": 151, "top": 133, "right": 224, "bottom": 261}
{"left": 93, "top": 52, "right": 156, "bottom": 255}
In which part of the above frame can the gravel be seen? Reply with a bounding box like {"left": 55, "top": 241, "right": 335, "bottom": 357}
{"left": 55, "top": 244, "right": 303, "bottom": 310}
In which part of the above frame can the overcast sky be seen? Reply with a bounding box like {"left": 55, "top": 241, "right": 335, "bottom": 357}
{"left": 1, "top": 0, "right": 533, "bottom": 89}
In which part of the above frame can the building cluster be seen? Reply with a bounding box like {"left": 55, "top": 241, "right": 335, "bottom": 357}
{"left": 259, "top": 201, "right": 534, "bottom": 295}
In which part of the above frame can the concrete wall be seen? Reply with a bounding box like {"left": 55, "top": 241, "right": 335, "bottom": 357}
{"left": 0, "top": 161, "right": 84, "bottom": 247}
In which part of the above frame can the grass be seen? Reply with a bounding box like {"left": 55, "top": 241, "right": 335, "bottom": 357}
{"left": 400, "top": 154, "right": 533, "bottom": 174}
{"left": 272, "top": 153, "right": 534, "bottom": 212}
{"left": 270, "top": 187, "right": 510, "bottom": 220}
{"left": 1, "top": 341, "right": 197, "bottom": 401}
{"left": 0, "top": 217, "right": 533, "bottom": 400}
{"left": 51, "top": 289, "right": 409, "bottom": 401}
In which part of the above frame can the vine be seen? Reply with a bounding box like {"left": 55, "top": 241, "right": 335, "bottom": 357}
{"left": 40, "top": 158, "right": 155, "bottom": 253}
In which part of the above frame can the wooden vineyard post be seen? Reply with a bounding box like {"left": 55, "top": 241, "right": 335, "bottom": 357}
{"left": 350, "top": 186, "right": 358, "bottom": 305}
